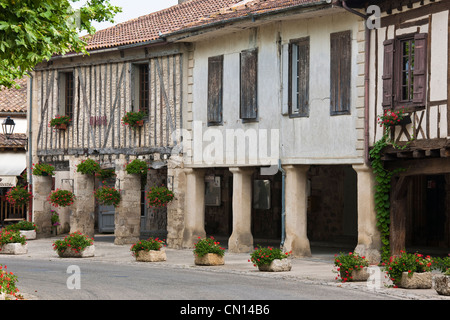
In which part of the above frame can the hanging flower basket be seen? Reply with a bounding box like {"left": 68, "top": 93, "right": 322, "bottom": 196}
{"left": 94, "top": 186, "right": 121, "bottom": 207}
{"left": 95, "top": 168, "right": 116, "bottom": 180}
{"left": 32, "top": 162, "right": 55, "bottom": 176}
{"left": 49, "top": 115, "right": 71, "bottom": 130}
{"left": 5, "top": 185, "right": 32, "bottom": 207}
{"left": 76, "top": 158, "right": 100, "bottom": 175}
{"left": 125, "top": 159, "right": 148, "bottom": 175}
{"left": 48, "top": 189, "right": 75, "bottom": 208}
{"left": 146, "top": 185, "right": 174, "bottom": 208}
{"left": 121, "top": 111, "right": 146, "bottom": 129}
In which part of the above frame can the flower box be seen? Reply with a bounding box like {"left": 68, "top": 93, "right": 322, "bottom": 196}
{"left": 194, "top": 253, "right": 224, "bottom": 266}
{"left": 398, "top": 271, "right": 432, "bottom": 289}
{"left": 55, "top": 123, "right": 67, "bottom": 130}
{"left": 135, "top": 249, "right": 167, "bottom": 262}
{"left": 434, "top": 275, "right": 450, "bottom": 296}
{"left": 57, "top": 245, "right": 95, "bottom": 258}
{"left": 19, "top": 229, "right": 36, "bottom": 240}
{"left": 258, "top": 259, "right": 292, "bottom": 272}
{"left": 0, "top": 243, "right": 28, "bottom": 255}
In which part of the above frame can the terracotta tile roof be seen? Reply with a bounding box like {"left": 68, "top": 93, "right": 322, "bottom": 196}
{"left": 0, "top": 133, "right": 27, "bottom": 149}
{"left": 84, "top": 0, "right": 243, "bottom": 51}
{"left": 170, "top": 0, "right": 325, "bottom": 33}
{"left": 0, "top": 78, "right": 28, "bottom": 114}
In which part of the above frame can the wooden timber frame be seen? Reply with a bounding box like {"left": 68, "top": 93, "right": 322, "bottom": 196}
{"left": 32, "top": 44, "right": 184, "bottom": 163}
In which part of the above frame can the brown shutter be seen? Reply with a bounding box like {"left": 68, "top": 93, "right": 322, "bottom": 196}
{"left": 382, "top": 39, "right": 395, "bottom": 109}
{"left": 240, "top": 48, "right": 258, "bottom": 120}
{"left": 412, "top": 33, "right": 428, "bottom": 105}
{"left": 330, "top": 31, "right": 351, "bottom": 115}
{"left": 207, "top": 55, "right": 223, "bottom": 125}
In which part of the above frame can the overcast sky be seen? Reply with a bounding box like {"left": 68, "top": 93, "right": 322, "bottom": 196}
{"left": 73, "top": 0, "right": 179, "bottom": 33}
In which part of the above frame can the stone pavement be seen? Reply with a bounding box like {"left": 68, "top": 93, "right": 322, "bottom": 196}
{"left": 2, "top": 233, "right": 450, "bottom": 301}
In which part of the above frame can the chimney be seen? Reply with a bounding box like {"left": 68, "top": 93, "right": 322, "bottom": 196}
{"left": 178, "top": 0, "right": 188, "bottom": 4}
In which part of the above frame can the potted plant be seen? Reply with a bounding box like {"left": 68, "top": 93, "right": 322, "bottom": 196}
{"left": 0, "top": 230, "right": 27, "bottom": 255}
{"left": 4, "top": 221, "right": 37, "bottom": 240}
{"left": 249, "top": 246, "right": 292, "bottom": 272}
{"left": 49, "top": 115, "right": 71, "bottom": 130}
{"left": 193, "top": 236, "right": 225, "bottom": 266}
{"left": 146, "top": 185, "right": 174, "bottom": 208}
{"left": 125, "top": 159, "right": 148, "bottom": 175}
{"left": 382, "top": 251, "right": 433, "bottom": 289}
{"left": 377, "top": 107, "right": 410, "bottom": 127}
{"left": 48, "top": 189, "right": 75, "bottom": 208}
{"left": 433, "top": 256, "right": 450, "bottom": 296}
{"left": 52, "top": 231, "right": 94, "bottom": 258}
{"left": 95, "top": 168, "right": 116, "bottom": 180}
{"left": 130, "top": 237, "right": 166, "bottom": 262}
{"left": 0, "top": 265, "right": 20, "bottom": 300}
{"left": 51, "top": 210, "right": 60, "bottom": 236}
{"left": 333, "top": 252, "right": 370, "bottom": 282}
{"left": 121, "top": 111, "right": 146, "bottom": 129}
{"left": 94, "top": 186, "right": 121, "bottom": 207}
{"left": 32, "top": 162, "right": 55, "bottom": 176}
{"left": 5, "top": 185, "right": 32, "bottom": 207}
{"left": 76, "top": 158, "right": 101, "bottom": 175}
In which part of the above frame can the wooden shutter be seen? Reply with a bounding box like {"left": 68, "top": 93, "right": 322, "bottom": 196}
{"left": 289, "top": 37, "right": 310, "bottom": 117}
{"left": 240, "top": 48, "right": 258, "bottom": 120}
{"left": 382, "top": 39, "right": 395, "bottom": 109}
{"left": 412, "top": 33, "right": 428, "bottom": 105}
{"left": 207, "top": 55, "right": 223, "bottom": 125}
{"left": 330, "top": 31, "right": 351, "bottom": 115}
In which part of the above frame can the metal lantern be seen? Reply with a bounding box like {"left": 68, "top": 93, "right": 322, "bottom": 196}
{"left": 1, "top": 116, "right": 15, "bottom": 137}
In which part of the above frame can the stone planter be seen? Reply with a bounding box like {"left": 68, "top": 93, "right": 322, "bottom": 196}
{"left": 0, "top": 243, "right": 28, "bottom": 255}
{"left": 19, "top": 229, "right": 36, "bottom": 240}
{"left": 340, "top": 267, "right": 370, "bottom": 281}
{"left": 434, "top": 275, "right": 450, "bottom": 296}
{"left": 135, "top": 249, "right": 167, "bottom": 262}
{"left": 258, "top": 259, "right": 292, "bottom": 272}
{"left": 398, "top": 271, "right": 432, "bottom": 289}
{"left": 57, "top": 245, "right": 95, "bottom": 258}
{"left": 194, "top": 253, "right": 224, "bottom": 266}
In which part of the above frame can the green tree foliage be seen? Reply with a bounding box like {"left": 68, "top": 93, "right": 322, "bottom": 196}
{"left": 0, "top": 0, "right": 121, "bottom": 88}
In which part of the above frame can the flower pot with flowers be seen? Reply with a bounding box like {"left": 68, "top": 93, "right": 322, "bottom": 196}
{"left": 333, "top": 252, "right": 370, "bottom": 282}
{"left": 0, "top": 230, "right": 27, "bottom": 255}
{"left": 382, "top": 251, "right": 433, "bottom": 289}
{"left": 0, "top": 264, "right": 20, "bottom": 300}
{"left": 52, "top": 231, "right": 95, "bottom": 258}
{"left": 125, "top": 159, "right": 148, "bottom": 176}
{"left": 5, "top": 221, "right": 38, "bottom": 240}
{"left": 32, "top": 162, "right": 55, "bottom": 176}
{"left": 48, "top": 189, "right": 75, "bottom": 208}
{"left": 193, "top": 236, "right": 225, "bottom": 266}
{"left": 94, "top": 186, "right": 121, "bottom": 207}
{"left": 5, "top": 185, "right": 32, "bottom": 208}
{"left": 49, "top": 115, "right": 71, "bottom": 130}
{"left": 377, "top": 107, "right": 410, "bottom": 127}
{"left": 146, "top": 186, "right": 174, "bottom": 208}
{"left": 121, "top": 111, "right": 146, "bottom": 129}
{"left": 249, "top": 246, "right": 292, "bottom": 272}
{"left": 76, "top": 158, "right": 101, "bottom": 175}
{"left": 130, "top": 237, "right": 166, "bottom": 262}
{"left": 432, "top": 256, "right": 450, "bottom": 296}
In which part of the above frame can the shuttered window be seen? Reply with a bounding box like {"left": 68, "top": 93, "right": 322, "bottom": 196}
{"left": 382, "top": 33, "right": 428, "bottom": 110}
{"left": 330, "top": 31, "right": 351, "bottom": 115}
{"left": 289, "top": 37, "right": 310, "bottom": 117}
{"left": 240, "top": 48, "right": 258, "bottom": 121}
{"left": 207, "top": 55, "right": 224, "bottom": 125}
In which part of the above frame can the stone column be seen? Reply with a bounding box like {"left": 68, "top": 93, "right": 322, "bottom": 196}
{"left": 114, "top": 158, "right": 142, "bottom": 245}
{"left": 166, "top": 155, "right": 186, "bottom": 249}
{"left": 32, "top": 175, "right": 53, "bottom": 237}
{"left": 283, "top": 165, "right": 311, "bottom": 257}
{"left": 182, "top": 168, "right": 206, "bottom": 248}
{"left": 228, "top": 167, "right": 254, "bottom": 253}
{"left": 352, "top": 164, "right": 381, "bottom": 264}
{"left": 71, "top": 160, "right": 95, "bottom": 239}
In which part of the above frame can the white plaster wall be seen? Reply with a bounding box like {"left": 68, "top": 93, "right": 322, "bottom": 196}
{"left": 0, "top": 117, "right": 27, "bottom": 134}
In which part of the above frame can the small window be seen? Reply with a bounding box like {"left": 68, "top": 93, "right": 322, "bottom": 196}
{"left": 240, "top": 48, "right": 258, "bottom": 121}
{"left": 330, "top": 31, "right": 351, "bottom": 115}
{"left": 58, "top": 71, "right": 74, "bottom": 119}
{"left": 132, "top": 63, "right": 149, "bottom": 114}
{"left": 207, "top": 55, "right": 223, "bottom": 125}
{"left": 289, "top": 37, "right": 310, "bottom": 117}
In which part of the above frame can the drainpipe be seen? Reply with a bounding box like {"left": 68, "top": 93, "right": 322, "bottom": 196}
{"left": 27, "top": 72, "right": 33, "bottom": 222}
{"left": 278, "top": 159, "right": 286, "bottom": 248}
{"left": 339, "top": 1, "right": 371, "bottom": 165}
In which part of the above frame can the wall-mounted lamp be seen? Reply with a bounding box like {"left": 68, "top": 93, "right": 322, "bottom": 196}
{"left": 1, "top": 116, "right": 27, "bottom": 141}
